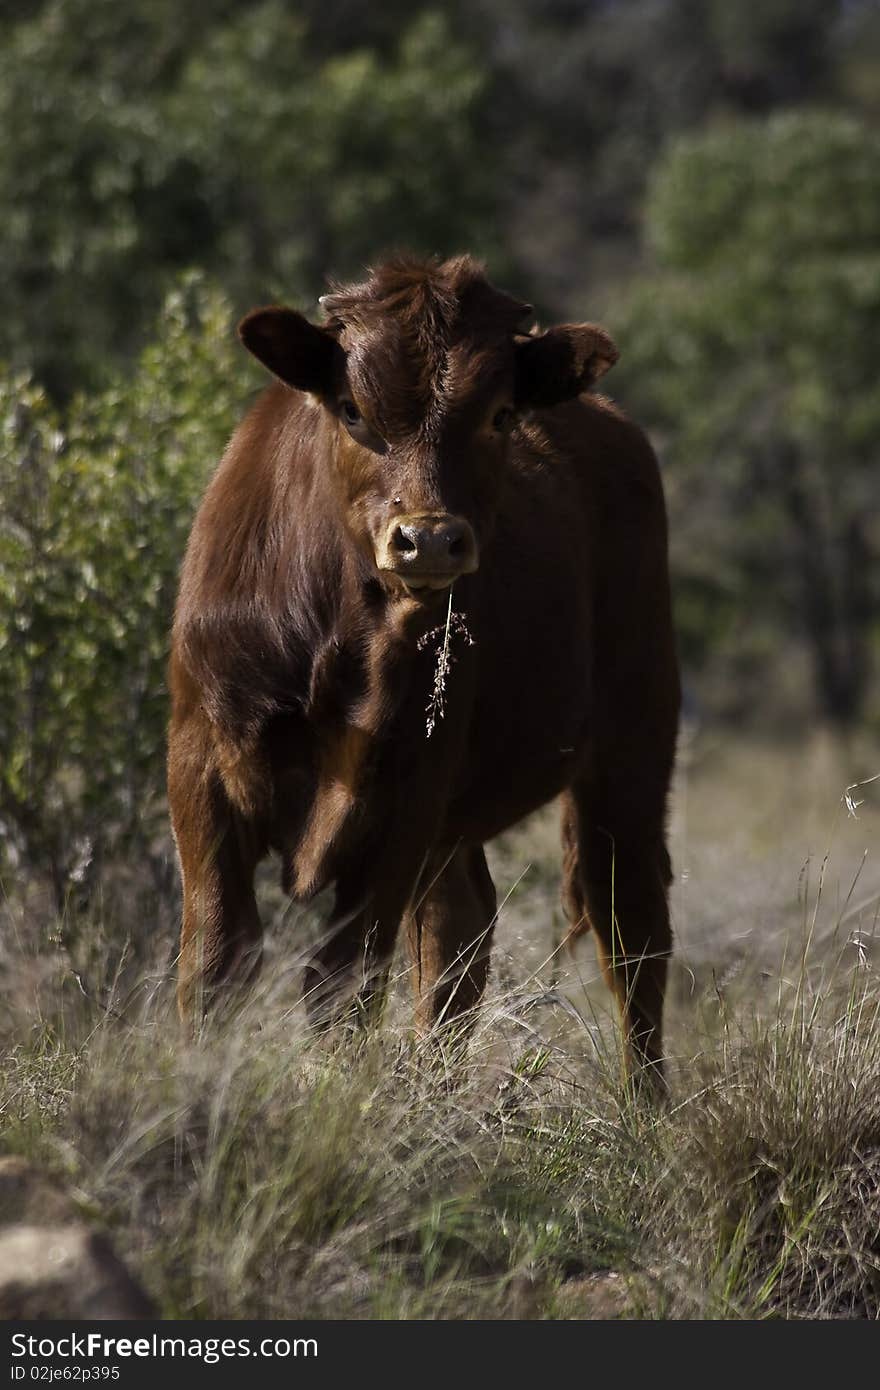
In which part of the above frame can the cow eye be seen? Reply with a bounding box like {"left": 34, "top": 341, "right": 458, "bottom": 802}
{"left": 338, "top": 398, "right": 387, "bottom": 454}
{"left": 492, "top": 407, "right": 515, "bottom": 432}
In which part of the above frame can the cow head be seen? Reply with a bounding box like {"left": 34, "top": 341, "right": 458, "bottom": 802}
{"left": 238, "top": 256, "right": 618, "bottom": 602}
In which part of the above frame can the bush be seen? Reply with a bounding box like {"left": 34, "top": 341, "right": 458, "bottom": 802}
{"left": 0, "top": 276, "right": 250, "bottom": 903}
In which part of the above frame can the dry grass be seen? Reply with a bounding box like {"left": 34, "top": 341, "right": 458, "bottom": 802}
{"left": 2, "top": 728, "right": 880, "bottom": 1319}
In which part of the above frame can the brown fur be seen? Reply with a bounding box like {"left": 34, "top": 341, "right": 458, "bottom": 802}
{"left": 168, "top": 254, "right": 680, "bottom": 1085}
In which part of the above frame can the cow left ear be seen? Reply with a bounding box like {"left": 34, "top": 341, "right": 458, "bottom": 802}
{"left": 238, "top": 306, "right": 341, "bottom": 396}
{"left": 514, "top": 323, "right": 619, "bottom": 410}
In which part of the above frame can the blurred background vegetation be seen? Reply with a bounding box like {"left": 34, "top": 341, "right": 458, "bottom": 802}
{"left": 2, "top": 0, "right": 880, "bottom": 904}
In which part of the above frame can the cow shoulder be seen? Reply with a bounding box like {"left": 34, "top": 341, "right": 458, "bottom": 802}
{"left": 171, "top": 383, "right": 338, "bottom": 735}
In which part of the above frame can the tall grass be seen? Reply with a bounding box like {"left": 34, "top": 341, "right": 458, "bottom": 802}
{"left": 2, "top": 734, "right": 880, "bottom": 1319}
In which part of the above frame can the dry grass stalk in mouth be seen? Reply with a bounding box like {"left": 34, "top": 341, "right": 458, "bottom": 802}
{"left": 417, "top": 589, "right": 475, "bottom": 738}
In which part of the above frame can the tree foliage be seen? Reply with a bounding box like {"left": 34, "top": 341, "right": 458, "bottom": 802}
{"left": 617, "top": 111, "right": 880, "bottom": 723}
{"left": 0, "top": 1, "right": 496, "bottom": 398}
{"left": 3, "top": 0, "right": 874, "bottom": 396}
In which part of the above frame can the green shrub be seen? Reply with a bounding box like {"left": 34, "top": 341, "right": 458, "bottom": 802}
{"left": 0, "top": 276, "right": 250, "bottom": 900}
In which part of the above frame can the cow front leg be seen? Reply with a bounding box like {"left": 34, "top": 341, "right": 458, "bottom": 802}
{"left": 302, "top": 877, "right": 400, "bottom": 1031}
{"left": 169, "top": 722, "right": 265, "bottom": 1032}
{"left": 406, "top": 845, "right": 497, "bottom": 1034}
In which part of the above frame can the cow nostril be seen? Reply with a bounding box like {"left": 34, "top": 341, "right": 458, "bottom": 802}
{"left": 448, "top": 534, "right": 466, "bottom": 557}
{"left": 392, "top": 526, "right": 417, "bottom": 554}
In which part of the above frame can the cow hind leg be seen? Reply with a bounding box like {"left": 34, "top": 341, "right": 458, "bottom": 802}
{"left": 170, "top": 730, "right": 264, "bottom": 1031}
{"left": 406, "top": 845, "right": 497, "bottom": 1034}
{"left": 561, "top": 779, "right": 673, "bottom": 1092}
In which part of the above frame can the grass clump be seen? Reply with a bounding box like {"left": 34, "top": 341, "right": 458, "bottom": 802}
{"left": 2, "top": 947, "right": 880, "bottom": 1319}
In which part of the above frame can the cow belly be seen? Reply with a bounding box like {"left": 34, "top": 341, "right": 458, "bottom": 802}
{"left": 446, "top": 745, "right": 583, "bottom": 844}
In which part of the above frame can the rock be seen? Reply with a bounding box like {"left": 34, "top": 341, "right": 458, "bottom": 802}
{"left": 0, "top": 1224, "right": 155, "bottom": 1319}
{"left": 0, "top": 1155, "right": 78, "bottom": 1227}
{"left": 554, "top": 1270, "right": 633, "bottom": 1319}
{"left": 0, "top": 1157, "right": 154, "bottom": 1319}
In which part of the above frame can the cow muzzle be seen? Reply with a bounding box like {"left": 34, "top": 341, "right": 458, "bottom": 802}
{"left": 377, "top": 513, "right": 478, "bottom": 595}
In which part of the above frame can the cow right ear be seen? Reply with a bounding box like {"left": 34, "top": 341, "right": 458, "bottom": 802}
{"left": 238, "top": 306, "right": 341, "bottom": 396}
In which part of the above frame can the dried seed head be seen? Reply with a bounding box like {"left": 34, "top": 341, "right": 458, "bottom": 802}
{"left": 417, "top": 593, "right": 475, "bottom": 738}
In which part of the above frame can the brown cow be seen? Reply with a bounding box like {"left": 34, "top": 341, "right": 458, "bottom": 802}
{"left": 168, "top": 253, "right": 680, "bottom": 1085}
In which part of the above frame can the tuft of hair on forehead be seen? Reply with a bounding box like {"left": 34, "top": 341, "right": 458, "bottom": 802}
{"left": 319, "top": 253, "right": 533, "bottom": 347}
